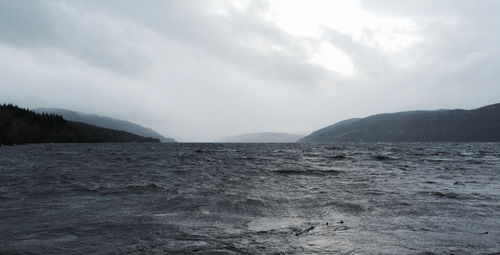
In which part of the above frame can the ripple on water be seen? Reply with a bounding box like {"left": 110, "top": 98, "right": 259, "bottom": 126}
{"left": 0, "top": 142, "right": 499, "bottom": 254}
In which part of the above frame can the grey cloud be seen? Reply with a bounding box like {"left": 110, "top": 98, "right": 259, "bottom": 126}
{"left": 322, "top": 28, "right": 391, "bottom": 76}
{"left": 0, "top": 0, "right": 53, "bottom": 45}
{"left": 360, "top": 0, "right": 500, "bottom": 18}
{"left": 307, "top": 0, "right": 500, "bottom": 114}
{"left": 0, "top": 0, "right": 149, "bottom": 75}
{"left": 75, "top": 0, "right": 335, "bottom": 86}
{"left": 353, "top": 1, "right": 500, "bottom": 94}
{"left": 1, "top": 0, "right": 338, "bottom": 86}
{"left": 360, "top": 0, "right": 500, "bottom": 64}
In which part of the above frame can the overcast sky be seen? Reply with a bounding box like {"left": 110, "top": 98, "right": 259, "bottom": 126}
{"left": 1, "top": 0, "right": 499, "bottom": 141}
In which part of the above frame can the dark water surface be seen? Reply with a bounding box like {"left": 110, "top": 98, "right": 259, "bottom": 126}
{"left": 1, "top": 143, "right": 499, "bottom": 254}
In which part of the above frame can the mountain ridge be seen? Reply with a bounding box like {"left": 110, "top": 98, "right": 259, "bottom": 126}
{"left": 36, "top": 108, "right": 175, "bottom": 143}
{"left": 299, "top": 103, "right": 500, "bottom": 142}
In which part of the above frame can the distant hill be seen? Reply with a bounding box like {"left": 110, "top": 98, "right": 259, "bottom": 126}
{"left": 219, "top": 132, "right": 303, "bottom": 143}
{"left": 36, "top": 108, "right": 175, "bottom": 142}
{"left": 299, "top": 103, "right": 500, "bottom": 142}
{"left": 1, "top": 104, "right": 160, "bottom": 145}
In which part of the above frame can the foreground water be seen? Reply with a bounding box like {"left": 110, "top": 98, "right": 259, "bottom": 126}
{"left": 1, "top": 143, "right": 499, "bottom": 254}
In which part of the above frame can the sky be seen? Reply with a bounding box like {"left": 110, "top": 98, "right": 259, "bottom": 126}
{"left": 1, "top": 0, "right": 499, "bottom": 141}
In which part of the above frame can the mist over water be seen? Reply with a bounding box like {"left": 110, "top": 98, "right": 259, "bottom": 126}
{"left": 1, "top": 143, "right": 499, "bottom": 254}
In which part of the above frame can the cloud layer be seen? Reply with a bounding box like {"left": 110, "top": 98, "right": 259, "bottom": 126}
{"left": 1, "top": 0, "right": 499, "bottom": 141}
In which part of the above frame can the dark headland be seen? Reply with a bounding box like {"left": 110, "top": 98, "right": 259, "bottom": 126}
{"left": 299, "top": 102, "right": 500, "bottom": 142}
{"left": 36, "top": 108, "right": 176, "bottom": 143}
{"left": 0, "top": 104, "right": 160, "bottom": 145}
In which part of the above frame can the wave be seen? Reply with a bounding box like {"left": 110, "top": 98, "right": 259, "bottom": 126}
{"left": 116, "top": 183, "right": 166, "bottom": 193}
{"left": 323, "top": 201, "right": 366, "bottom": 214}
{"left": 371, "top": 155, "right": 394, "bottom": 161}
{"left": 273, "top": 169, "right": 343, "bottom": 176}
{"left": 327, "top": 154, "right": 348, "bottom": 160}
{"left": 73, "top": 183, "right": 167, "bottom": 195}
{"left": 417, "top": 191, "right": 469, "bottom": 200}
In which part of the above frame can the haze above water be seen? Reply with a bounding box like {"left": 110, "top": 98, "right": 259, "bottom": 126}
{"left": 1, "top": 143, "right": 499, "bottom": 254}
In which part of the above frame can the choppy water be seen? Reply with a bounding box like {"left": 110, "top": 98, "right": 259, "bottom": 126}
{"left": 1, "top": 143, "right": 500, "bottom": 254}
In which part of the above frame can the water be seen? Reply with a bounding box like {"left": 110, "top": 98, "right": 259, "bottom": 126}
{"left": 1, "top": 143, "right": 500, "bottom": 254}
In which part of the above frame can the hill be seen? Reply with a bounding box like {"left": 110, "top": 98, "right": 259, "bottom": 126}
{"left": 219, "top": 132, "right": 303, "bottom": 143}
{"left": 1, "top": 104, "right": 160, "bottom": 145}
{"left": 36, "top": 108, "right": 175, "bottom": 142}
{"left": 299, "top": 103, "right": 500, "bottom": 142}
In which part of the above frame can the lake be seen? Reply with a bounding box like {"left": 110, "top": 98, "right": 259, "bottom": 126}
{"left": 1, "top": 143, "right": 499, "bottom": 254}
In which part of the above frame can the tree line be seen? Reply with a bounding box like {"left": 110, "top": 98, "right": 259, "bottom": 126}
{"left": 0, "top": 104, "right": 159, "bottom": 145}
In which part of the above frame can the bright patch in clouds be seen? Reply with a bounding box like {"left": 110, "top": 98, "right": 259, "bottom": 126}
{"left": 268, "top": 0, "right": 366, "bottom": 38}
{"left": 310, "top": 42, "right": 354, "bottom": 75}
{"left": 267, "top": 0, "right": 417, "bottom": 42}
{"left": 266, "top": 0, "right": 419, "bottom": 73}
